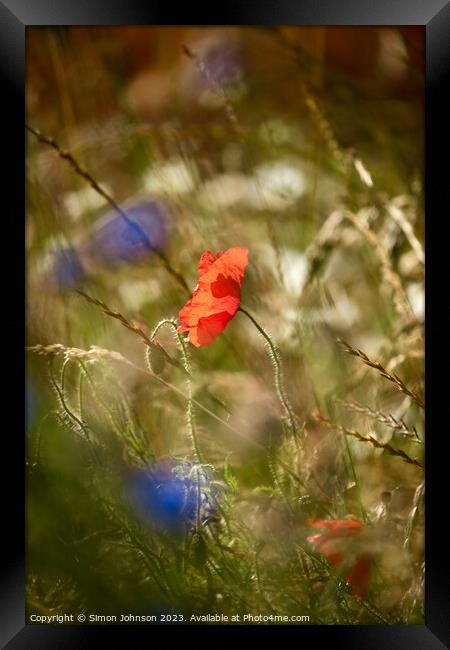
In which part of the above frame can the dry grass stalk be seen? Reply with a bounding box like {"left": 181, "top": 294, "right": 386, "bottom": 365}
{"left": 337, "top": 399, "right": 421, "bottom": 443}
{"left": 28, "top": 343, "right": 119, "bottom": 362}
{"left": 301, "top": 210, "right": 345, "bottom": 293}
{"left": 317, "top": 414, "right": 423, "bottom": 470}
{"left": 342, "top": 210, "right": 412, "bottom": 318}
{"left": 338, "top": 339, "right": 424, "bottom": 410}
{"left": 386, "top": 203, "right": 424, "bottom": 265}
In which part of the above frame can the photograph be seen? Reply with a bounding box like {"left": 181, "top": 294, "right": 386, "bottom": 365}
{"left": 25, "top": 25, "right": 425, "bottom": 626}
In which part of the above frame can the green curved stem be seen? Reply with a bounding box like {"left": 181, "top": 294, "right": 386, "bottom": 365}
{"left": 238, "top": 306, "right": 298, "bottom": 437}
{"left": 149, "top": 319, "right": 203, "bottom": 463}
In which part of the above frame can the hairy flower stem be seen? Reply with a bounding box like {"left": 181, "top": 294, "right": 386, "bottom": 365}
{"left": 149, "top": 319, "right": 203, "bottom": 464}
{"left": 48, "top": 357, "right": 101, "bottom": 465}
{"left": 238, "top": 307, "right": 298, "bottom": 438}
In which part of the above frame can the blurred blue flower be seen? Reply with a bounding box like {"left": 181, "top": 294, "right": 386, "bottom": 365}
{"left": 42, "top": 199, "right": 171, "bottom": 293}
{"left": 48, "top": 245, "right": 85, "bottom": 292}
{"left": 202, "top": 40, "right": 243, "bottom": 87}
{"left": 86, "top": 199, "right": 170, "bottom": 266}
{"left": 26, "top": 379, "right": 37, "bottom": 429}
{"left": 129, "top": 459, "right": 220, "bottom": 535}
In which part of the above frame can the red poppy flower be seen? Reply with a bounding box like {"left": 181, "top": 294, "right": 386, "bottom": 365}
{"left": 178, "top": 247, "right": 248, "bottom": 347}
{"left": 307, "top": 518, "right": 372, "bottom": 600}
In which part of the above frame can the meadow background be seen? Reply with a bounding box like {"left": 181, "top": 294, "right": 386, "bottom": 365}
{"left": 26, "top": 26, "right": 424, "bottom": 624}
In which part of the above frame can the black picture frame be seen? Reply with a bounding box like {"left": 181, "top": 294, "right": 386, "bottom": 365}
{"left": 2, "top": 0, "right": 449, "bottom": 646}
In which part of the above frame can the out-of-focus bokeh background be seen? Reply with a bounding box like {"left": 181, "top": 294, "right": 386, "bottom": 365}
{"left": 26, "top": 27, "right": 424, "bottom": 624}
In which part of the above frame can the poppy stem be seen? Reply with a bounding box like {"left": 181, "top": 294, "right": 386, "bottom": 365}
{"left": 149, "top": 319, "right": 203, "bottom": 464}
{"left": 177, "top": 336, "right": 204, "bottom": 465}
{"left": 238, "top": 306, "right": 298, "bottom": 438}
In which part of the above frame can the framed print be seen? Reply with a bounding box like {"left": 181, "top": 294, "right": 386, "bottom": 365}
{"left": 1, "top": 0, "right": 449, "bottom": 647}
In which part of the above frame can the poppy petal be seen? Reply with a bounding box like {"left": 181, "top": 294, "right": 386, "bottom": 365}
{"left": 307, "top": 518, "right": 362, "bottom": 534}
{"left": 178, "top": 247, "right": 248, "bottom": 346}
{"left": 189, "top": 312, "right": 233, "bottom": 346}
{"left": 211, "top": 274, "right": 241, "bottom": 299}
{"left": 198, "top": 250, "right": 221, "bottom": 276}
{"left": 346, "top": 555, "right": 372, "bottom": 601}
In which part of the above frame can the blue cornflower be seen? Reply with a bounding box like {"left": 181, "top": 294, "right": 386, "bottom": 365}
{"left": 49, "top": 245, "right": 85, "bottom": 291}
{"left": 129, "top": 459, "right": 220, "bottom": 535}
{"left": 202, "top": 40, "right": 243, "bottom": 87}
{"left": 87, "top": 199, "right": 170, "bottom": 266}
{"left": 26, "top": 379, "right": 37, "bottom": 429}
